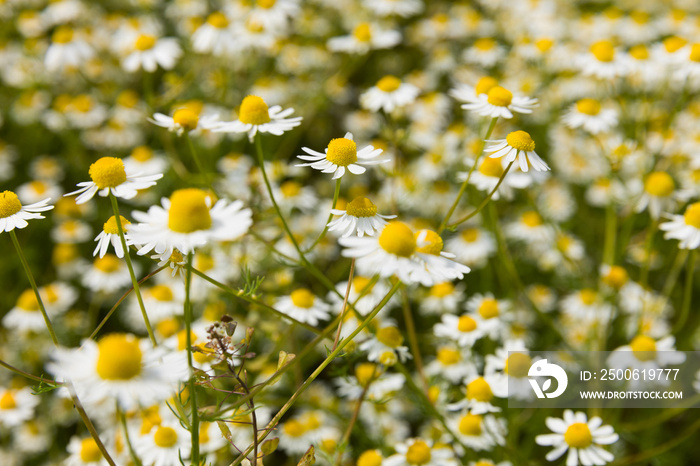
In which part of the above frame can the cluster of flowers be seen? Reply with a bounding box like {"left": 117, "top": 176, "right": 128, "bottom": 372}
{"left": 2, "top": 0, "right": 700, "bottom": 465}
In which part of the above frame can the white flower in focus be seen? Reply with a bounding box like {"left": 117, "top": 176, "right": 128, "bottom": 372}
{"left": 275, "top": 288, "right": 331, "bottom": 326}
{"left": 485, "top": 130, "right": 550, "bottom": 172}
{"left": 133, "top": 421, "right": 192, "bottom": 466}
{"left": 122, "top": 34, "right": 182, "bottom": 72}
{"left": 328, "top": 197, "right": 396, "bottom": 237}
{"left": 212, "top": 95, "right": 302, "bottom": 142}
{"left": 93, "top": 215, "right": 131, "bottom": 258}
{"left": 535, "top": 410, "right": 619, "bottom": 466}
{"left": 660, "top": 202, "right": 700, "bottom": 249}
{"left": 0, "top": 190, "right": 53, "bottom": 233}
{"left": 360, "top": 75, "right": 420, "bottom": 113}
{"left": 149, "top": 107, "right": 220, "bottom": 136}
{"left": 562, "top": 98, "right": 618, "bottom": 134}
{"left": 296, "top": 132, "right": 389, "bottom": 180}
{"left": 384, "top": 438, "right": 456, "bottom": 466}
{"left": 359, "top": 325, "right": 412, "bottom": 365}
{"left": 460, "top": 86, "right": 538, "bottom": 119}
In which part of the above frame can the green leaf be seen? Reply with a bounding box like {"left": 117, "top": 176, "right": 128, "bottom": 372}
{"left": 297, "top": 446, "right": 315, "bottom": 466}
{"left": 260, "top": 437, "right": 279, "bottom": 456}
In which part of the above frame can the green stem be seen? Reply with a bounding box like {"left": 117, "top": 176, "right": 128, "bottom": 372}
{"left": 639, "top": 218, "right": 658, "bottom": 287}
{"left": 603, "top": 202, "right": 617, "bottom": 265}
{"left": 119, "top": 406, "right": 143, "bottom": 466}
{"left": 613, "top": 416, "right": 700, "bottom": 466}
{"left": 228, "top": 282, "right": 401, "bottom": 466}
{"left": 0, "top": 359, "right": 61, "bottom": 385}
{"left": 334, "top": 368, "right": 374, "bottom": 466}
{"left": 109, "top": 194, "right": 157, "bottom": 346}
{"left": 66, "top": 382, "right": 118, "bottom": 466}
{"left": 305, "top": 178, "right": 341, "bottom": 253}
{"left": 254, "top": 134, "right": 307, "bottom": 264}
{"left": 448, "top": 160, "right": 514, "bottom": 230}
{"left": 662, "top": 248, "right": 688, "bottom": 300}
{"left": 673, "top": 249, "right": 696, "bottom": 334}
{"left": 401, "top": 286, "right": 429, "bottom": 395}
{"left": 438, "top": 117, "right": 498, "bottom": 234}
{"left": 185, "top": 252, "right": 200, "bottom": 464}
{"left": 9, "top": 229, "right": 58, "bottom": 345}
{"left": 332, "top": 258, "right": 355, "bottom": 352}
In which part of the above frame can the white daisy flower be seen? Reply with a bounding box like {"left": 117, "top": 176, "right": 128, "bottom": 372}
{"left": 384, "top": 438, "right": 457, "bottom": 466}
{"left": 0, "top": 387, "right": 40, "bottom": 428}
{"left": 212, "top": 95, "right": 302, "bottom": 142}
{"left": 562, "top": 98, "right": 618, "bottom": 134}
{"left": 248, "top": 0, "right": 300, "bottom": 31}
{"left": 2, "top": 284, "right": 76, "bottom": 333}
{"left": 360, "top": 75, "right": 420, "bottom": 113}
{"left": 191, "top": 12, "right": 235, "bottom": 56}
{"left": 577, "top": 39, "right": 629, "bottom": 79}
{"left": 128, "top": 188, "right": 253, "bottom": 258}
{"left": 133, "top": 420, "right": 191, "bottom": 466}
{"left": 362, "top": 0, "right": 423, "bottom": 18}
{"left": 65, "top": 156, "right": 162, "bottom": 205}
{"left": 449, "top": 76, "right": 500, "bottom": 106}
{"left": 47, "top": 333, "right": 189, "bottom": 410}
{"left": 44, "top": 26, "right": 93, "bottom": 72}
{"left": 327, "top": 276, "right": 396, "bottom": 317}
{"left": 327, "top": 22, "right": 401, "bottom": 55}
{"left": 505, "top": 210, "right": 555, "bottom": 244}
{"left": 360, "top": 325, "right": 411, "bottom": 365}
{"left": 275, "top": 288, "right": 331, "bottom": 326}
{"left": 421, "top": 282, "right": 464, "bottom": 314}
{"left": 634, "top": 171, "right": 679, "bottom": 219}
{"left": 0, "top": 190, "right": 52, "bottom": 233}
{"left": 460, "top": 86, "right": 538, "bottom": 119}
{"left": 535, "top": 410, "right": 619, "bottom": 466}
{"left": 327, "top": 196, "right": 396, "bottom": 237}
{"left": 462, "top": 156, "right": 534, "bottom": 200}
{"left": 93, "top": 215, "right": 131, "bottom": 258}
{"left": 485, "top": 339, "right": 535, "bottom": 400}
{"left": 149, "top": 107, "right": 221, "bottom": 136}
{"left": 446, "top": 227, "right": 497, "bottom": 269}
{"left": 81, "top": 254, "right": 135, "bottom": 294}
{"left": 433, "top": 313, "right": 485, "bottom": 347}
{"left": 463, "top": 37, "right": 507, "bottom": 68}
{"left": 335, "top": 363, "right": 405, "bottom": 401}
{"left": 64, "top": 435, "right": 117, "bottom": 466}
{"left": 607, "top": 335, "right": 686, "bottom": 384}
{"left": 484, "top": 130, "right": 550, "bottom": 173}
{"left": 660, "top": 201, "right": 700, "bottom": 249}
{"left": 123, "top": 146, "right": 168, "bottom": 177}
{"left": 51, "top": 219, "right": 92, "bottom": 244}
{"left": 425, "top": 346, "right": 476, "bottom": 384}
{"left": 122, "top": 34, "right": 182, "bottom": 73}
{"left": 412, "top": 229, "right": 471, "bottom": 286}
{"left": 296, "top": 132, "right": 389, "bottom": 180}
{"left": 128, "top": 281, "right": 183, "bottom": 327}
{"left": 447, "top": 412, "right": 507, "bottom": 452}
{"left": 447, "top": 375, "right": 506, "bottom": 415}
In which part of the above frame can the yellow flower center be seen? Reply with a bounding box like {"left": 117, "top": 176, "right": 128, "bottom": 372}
{"left": 644, "top": 172, "right": 675, "bottom": 197}
{"left": 603, "top": 266, "right": 628, "bottom": 289}
{"left": 522, "top": 211, "right": 542, "bottom": 227}
{"left": 630, "top": 335, "right": 657, "bottom": 361}
{"left": 199, "top": 422, "right": 211, "bottom": 444}
{"left": 117, "top": 90, "right": 139, "bottom": 108}
{"left": 207, "top": 11, "right": 229, "bottom": 28}
{"left": 167, "top": 189, "right": 212, "bottom": 234}
{"left": 663, "top": 36, "right": 687, "bottom": 53}
{"left": 352, "top": 276, "right": 374, "bottom": 294}
{"left": 195, "top": 252, "right": 214, "bottom": 272}
{"left": 629, "top": 44, "right": 649, "bottom": 60}
{"left": 238, "top": 95, "right": 270, "bottom": 125}
{"left": 17, "top": 289, "right": 40, "bottom": 312}
{"left": 0, "top": 391, "right": 17, "bottom": 410}
{"left": 290, "top": 288, "right": 315, "bottom": 308}
{"left": 0, "top": 191, "right": 22, "bottom": 219}
{"left": 486, "top": 86, "right": 513, "bottom": 107}
{"left": 103, "top": 216, "right": 130, "bottom": 235}
{"left": 478, "top": 298, "right": 499, "bottom": 319}
{"left": 280, "top": 181, "right": 301, "bottom": 197}
{"left": 355, "top": 363, "right": 379, "bottom": 387}
{"left": 326, "top": 138, "right": 358, "bottom": 167}
{"left": 580, "top": 288, "right": 597, "bottom": 305}
{"left": 458, "top": 414, "right": 483, "bottom": 436}
{"left": 479, "top": 157, "right": 504, "bottom": 177}
{"left": 590, "top": 40, "right": 615, "bottom": 62}
{"left": 376, "top": 75, "right": 402, "bottom": 93}
{"left": 134, "top": 34, "right": 156, "bottom": 51}
{"left": 475, "top": 76, "right": 498, "bottom": 95}
{"left": 576, "top": 98, "right": 601, "bottom": 116}
{"left": 415, "top": 229, "right": 443, "bottom": 255}
{"left": 506, "top": 130, "right": 536, "bottom": 152}
{"left": 153, "top": 426, "right": 178, "bottom": 448}
{"left": 564, "top": 423, "right": 593, "bottom": 448}
{"left": 684, "top": 202, "right": 700, "bottom": 228}
{"left": 95, "top": 334, "right": 143, "bottom": 380}
{"left": 89, "top": 157, "right": 127, "bottom": 189}
{"left": 535, "top": 38, "right": 554, "bottom": 52}
{"left": 129, "top": 147, "right": 152, "bottom": 163}
{"left": 475, "top": 462, "right": 496, "bottom": 466}
{"left": 156, "top": 318, "right": 179, "bottom": 338}
{"left": 52, "top": 26, "right": 74, "bottom": 44}
{"left": 80, "top": 438, "right": 102, "bottom": 462}
{"left": 173, "top": 108, "right": 199, "bottom": 131}
{"left": 72, "top": 95, "right": 93, "bottom": 113}
{"left": 467, "top": 377, "right": 493, "bottom": 402}
{"left": 283, "top": 419, "right": 305, "bottom": 437}
{"left": 461, "top": 228, "right": 479, "bottom": 242}
{"left": 53, "top": 243, "right": 78, "bottom": 265}
{"left": 428, "top": 385, "right": 440, "bottom": 404}
{"left": 474, "top": 37, "right": 495, "bottom": 51}
{"left": 257, "top": 0, "right": 276, "bottom": 8}
{"left": 353, "top": 23, "right": 372, "bottom": 42}
{"left": 405, "top": 440, "right": 431, "bottom": 465}
{"left": 505, "top": 353, "right": 531, "bottom": 378}
{"left": 379, "top": 222, "right": 416, "bottom": 257}
{"left": 346, "top": 197, "right": 378, "bottom": 218}
{"left": 436, "top": 347, "right": 460, "bottom": 365}
{"left": 177, "top": 329, "right": 197, "bottom": 351}
{"left": 376, "top": 326, "right": 404, "bottom": 348}
{"left": 457, "top": 315, "right": 477, "bottom": 332}
{"left": 150, "top": 284, "right": 174, "bottom": 301}
{"left": 690, "top": 44, "right": 700, "bottom": 63}
{"left": 94, "top": 255, "right": 121, "bottom": 273}
{"left": 357, "top": 449, "right": 383, "bottom": 466}
{"left": 429, "top": 282, "right": 454, "bottom": 298}
{"left": 29, "top": 181, "right": 48, "bottom": 195}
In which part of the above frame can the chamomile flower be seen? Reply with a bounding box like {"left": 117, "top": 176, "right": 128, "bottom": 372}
{"left": 0, "top": 387, "right": 40, "bottom": 427}
{"left": 93, "top": 215, "right": 131, "bottom": 258}
{"left": 327, "top": 22, "right": 401, "bottom": 55}
{"left": 484, "top": 130, "right": 550, "bottom": 172}
{"left": 421, "top": 282, "right": 464, "bottom": 314}
{"left": 562, "top": 98, "right": 618, "bottom": 134}
{"left": 64, "top": 436, "right": 116, "bottom": 466}
{"left": 296, "top": 132, "right": 389, "bottom": 180}
{"left": 44, "top": 26, "right": 94, "bottom": 72}
{"left": 463, "top": 156, "right": 533, "bottom": 200}
{"left": 466, "top": 293, "right": 509, "bottom": 340}
{"left": 0, "top": 190, "right": 52, "bottom": 233}
{"left": 122, "top": 34, "right": 182, "bottom": 73}
{"left": 384, "top": 438, "right": 457, "bottom": 466}
{"left": 448, "top": 375, "right": 506, "bottom": 415}
{"left": 425, "top": 346, "right": 476, "bottom": 384}
{"left": 446, "top": 227, "right": 497, "bottom": 268}
{"left": 149, "top": 107, "right": 220, "bottom": 136}
{"left": 635, "top": 171, "right": 678, "bottom": 219}
{"left": 336, "top": 363, "right": 405, "bottom": 401}
{"left": 360, "top": 325, "right": 411, "bottom": 365}
{"left": 447, "top": 412, "right": 506, "bottom": 452}
{"left": 450, "top": 76, "right": 500, "bottom": 106}
{"left": 607, "top": 335, "right": 685, "bottom": 377}
{"left": 433, "top": 313, "right": 485, "bottom": 347}
{"left": 327, "top": 197, "right": 396, "bottom": 237}
{"left": 81, "top": 254, "right": 134, "bottom": 294}
{"left": 127, "top": 282, "right": 183, "bottom": 328}
{"left": 133, "top": 421, "right": 191, "bottom": 466}
{"left": 485, "top": 340, "right": 535, "bottom": 400}
{"left": 128, "top": 188, "right": 253, "bottom": 258}
{"left": 461, "top": 86, "right": 538, "bottom": 119}
{"left": 363, "top": 0, "right": 424, "bottom": 18}
{"left": 2, "top": 284, "right": 76, "bottom": 333}
{"left": 535, "top": 410, "right": 618, "bottom": 466}
{"left": 660, "top": 201, "right": 700, "bottom": 249}
{"left": 463, "top": 38, "right": 506, "bottom": 68}
{"left": 48, "top": 333, "right": 188, "bottom": 410}
{"left": 578, "top": 39, "right": 628, "bottom": 79}
{"left": 275, "top": 288, "right": 331, "bottom": 326}
{"left": 327, "top": 276, "right": 396, "bottom": 316}
{"left": 412, "top": 229, "right": 471, "bottom": 286}
{"left": 360, "top": 75, "right": 420, "bottom": 113}
{"left": 212, "top": 95, "right": 302, "bottom": 142}
{"left": 65, "top": 156, "right": 162, "bottom": 205}
{"left": 191, "top": 12, "right": 235, "bottom": 56}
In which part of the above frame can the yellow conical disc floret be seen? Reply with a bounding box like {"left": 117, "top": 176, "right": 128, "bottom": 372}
{"left": 630, "top": 335, "right": 656, "bottom": 361}
{"left": 458, "top": 414, "right": 482, "bottom": 436}
{"left": 576, "top": 98, "right": 601, "bottom": 116}
{"left": 603, "top": 266, "right": 628, "bottom": 289}
{"left": 103, "top": 216, "right": 130, "bottom": 235}
{"left": 153, "top": 426, "right": 178, "bottom": 448}
{"left": 326, "top": 138, "right": 358, "bottom": 166}
{"left": 684, "top": 202, "right": 700, "bottom": 228}
{"left": 405, "top": 440, "right": 431, "bottom": 465}
{"left": 134, "top": 34, "right": 156, "bottom": 51}
{"left": 437, "top": 347, "right": 460, "bottom": 365}
{"left": 207, "top": 12, "right": 229, "bottom": 28}
{"left": 376, "top": 326, "right": 404, "bottom": 348}
{"left": 357, "top": 449, "right": 383, "bottom": 466}
{"left": 79, "top": 438, "right": 103, "bottom": 462}
{"left": 238, "top": 96, "right": 270, "bottom": 125}
{"left": 355, "top": 363, "right": 379, "bottom": 387}
{"left": 167, "top": 189, "right": 212, "bottom": 233}
{"left": 89, "top": 157, "right": 127, "bottom": 189}
{"left": 467, "top": 377, "right": 493, "bottom": 402}
{"left": 478, "top": 298, "right": 499, "bottom": 319}
{"left": 590, "top": 40, "right": 615, "bottom": 62}
{"left": 290, "top": 288, "right": 315, "bottom": 308}
{"left": 173, "top": 108, "right": 199, "bottom": 131}
{"left": 257, "top": 0, "right": 276, "bottom": 8}
{"left": 479, "top": 157, "right": 504, "bottom": 177}
{"left": 506, "top": 131, "right": 536, "bottom": 152}
{"left": 95, "top": 334, "right": 143, "bottom": 380}
{"left": 644, "top": 172, "right": 675, "bottom": 197}
{"left": 0, "top": 191, "right": 22, "bottom": 219}
{"left": 0, "top": 391, "right": 17, "bottom": 410}
{"left": 415, "top": 230, "right": 443, "bottom": 255}
{"left": 353, "top": 23, "right": 372, "bottom": 42}
{"left": 430, "top": 282, "right": 454, "bottom": 298}
{"left": 52, "top": 26, "right": 74, "bottom": 44}
{"left": 379, "top": 222, "right": 416, "bottom": 257}
{"left": 487, "top": 86, "right": 513, "bottom": 107}
{"left": 150, "top": 284, "right": 174, "bottom": 302}
{"left": 347, "top": 197, "right": 378, "bottom": 218}
{"left": 94, "top": 255, "right": 121, "bottom": 273}
{"left": 564, "top": 423, "right": 593, "bottom": 448}
{"left": 504, "top": 353, "right": 531, "bottom": 377}
{"left": 376, "top": 75, "right": 402, "bottom": 93}
{"left": 17, "top": 290, "right": 39, "bottom": 312}
{"left": 690, "top": 44, "right": 700, "bottom": 63}
{"left": 475, "top": 76, "right": 498, "bottom": 95}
